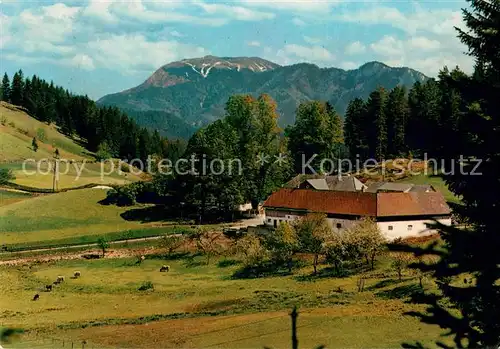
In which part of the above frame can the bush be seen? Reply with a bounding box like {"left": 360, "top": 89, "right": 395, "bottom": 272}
{"left": 17, "top": 128, "right": 29, "bottom": 136}
{"left": 0, "top": 116, "right": 7, "bottom": 125}
{"left": 0, "top": 168, "right": 15, "bottom": 184}
{"left": 102, "top": 182, "right": 159, "bottom": 206}
{"left": 138, "top": 281, "right": 154, "bottom": 291}
{"left": 120, "top": 163, "right": 130, "bottom": 173}
{"left": 217, "top": 259, "right": 241, "bottom": 268}
{"left": 36, "top": 128, "right": 47, "bottom": 142}
{"left": 95, "top": 141, "right": 113, "bottom": 161}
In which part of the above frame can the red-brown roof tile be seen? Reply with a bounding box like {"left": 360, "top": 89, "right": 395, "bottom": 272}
{"left": 376, "top": 192, "right": 451, "bottom": 217}
{"left": 263, "top": 188, "right": 451, "bottom": 217}
{"left": 263, "top": 189, "right": 377, "bottom": 216}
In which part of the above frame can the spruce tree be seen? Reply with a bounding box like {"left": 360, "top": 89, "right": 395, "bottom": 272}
{"left": 385, "top": 86, "right": 408, "bottom": 157}
{"left": 1, "top": 73, "right": 10, "bottom": 102}
{"left": 344, "top": 98, "right": 369, "bottom": 159}
{"left": 31, "top": 138, "right": 38, "bottom": 152}
{"left": 396, "top": 1, "right": 500, "bottom": 348}
{"left": 366, "top": 87, "right": 387, "bottom": 160}
{"left": 10, "top": 70, "right": 24, "bottom": 106}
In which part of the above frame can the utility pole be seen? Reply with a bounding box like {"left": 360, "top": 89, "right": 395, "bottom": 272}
{"left": 52, "top": 148, "right": 60, "bottom": 192}
{"left": 291, "top": 306, "right": 298, "bottom": 349}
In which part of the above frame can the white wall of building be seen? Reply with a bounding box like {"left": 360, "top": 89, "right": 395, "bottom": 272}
{"left": 377, "top": 218, "right": 452, "bottom": 240}
{"left": 265, "top": 214, "right": 357, "bottom": 233}
{"left": 264, "top": 209, "right": 452, "bottom": 239}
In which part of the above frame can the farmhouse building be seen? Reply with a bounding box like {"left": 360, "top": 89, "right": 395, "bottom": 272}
{"left": 262, "top": 188, "right": 452, "bottom": 240}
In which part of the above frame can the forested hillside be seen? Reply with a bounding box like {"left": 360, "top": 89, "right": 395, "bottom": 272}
{"left": 0, "top": 71, "right": 168, "bottom": 163}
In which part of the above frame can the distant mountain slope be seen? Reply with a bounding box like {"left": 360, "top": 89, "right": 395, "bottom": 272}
{"left": 98, "top": 56, "right": 427, "bottom": 135}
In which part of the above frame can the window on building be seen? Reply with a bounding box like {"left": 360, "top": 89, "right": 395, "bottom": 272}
{"left": 267, "top": 218, "right": 271, "bottom": 223}
{"left": 336, "top": 223, "right": 342, "bottom": 229}
{"left": 273, "top": 220, "right": 277, "bottom": 228}
{"left": 408, "top": 225, "right": 413, "bottom": 231}
{"left": 388, "top": 225, "right": 394, "bottom": 231}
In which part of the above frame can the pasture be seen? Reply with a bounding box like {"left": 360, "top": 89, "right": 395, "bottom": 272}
{"left": 1, "top": 102, "right": 143, "bottom": 189}
{"left": 0, "top": 188, "right": 163, "bottom": 247}
{"left": 1, "top": 250, "right": 446, "bottom": 349}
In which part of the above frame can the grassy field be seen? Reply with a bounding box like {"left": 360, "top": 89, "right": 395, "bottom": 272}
{"left": 0, "top": 189, "right": 154, "bottom": 246}
{"left": 1, "top": 251, "right": 447, "bottom": 349}
{"left": 1, "top": 102, "right": 143, "bottom": 189}
{"left": 0, "top": 102, "right": 88, "bottom": 162}
{"left": 0, "top": 189, "right": 34, "bottom": 207}
{"left": 9, "top": 161, "right": 142, "bottom": 189}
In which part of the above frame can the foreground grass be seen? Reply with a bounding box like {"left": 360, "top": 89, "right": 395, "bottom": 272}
{"left": 0, "top": 252, "right": 448, "bottom": 349}
{"left": 0, "top": 189, "right": 34, "bottom": 207}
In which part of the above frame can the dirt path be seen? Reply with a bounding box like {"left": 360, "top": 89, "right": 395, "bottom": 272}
{"left": 0, "top": 246, "right": 162, "bottom": 266}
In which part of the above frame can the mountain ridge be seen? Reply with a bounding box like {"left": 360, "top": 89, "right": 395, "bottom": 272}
{"left": 98, "top": 56, "right": 428, "bottom": 138}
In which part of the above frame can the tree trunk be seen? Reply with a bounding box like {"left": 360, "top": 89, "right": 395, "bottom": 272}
{"left": 371, "top": 253, "right": 376, "bottom": 270}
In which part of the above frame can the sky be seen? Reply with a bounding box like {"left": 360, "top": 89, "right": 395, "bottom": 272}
{"left": 0, "top": 0, "right": 474, "bottom": 100}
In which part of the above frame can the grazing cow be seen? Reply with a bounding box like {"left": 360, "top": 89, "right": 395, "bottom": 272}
{"left": 74, "top": 271, "right": 81, "bottom": 278}
{"left": 56, "top": 276, "right": 64, "bottom": 283}
{"left": 53, "top": 280, "right": 60, "bottom": 285}
{"left": 45, "top": 285, "right": 53, "bottom": 292}
{"left": 33, "top": 294, "right": 40, "bottom": 301}
{"left": 160, "top": 265, "right": 170, "bottom": 272}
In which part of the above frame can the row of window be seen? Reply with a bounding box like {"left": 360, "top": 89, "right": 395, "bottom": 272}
{"left": 268, "top": 218, "right": 414, "bottom": 232}
{"left": 388, "top": 225, "right": 413, "bottom": 231}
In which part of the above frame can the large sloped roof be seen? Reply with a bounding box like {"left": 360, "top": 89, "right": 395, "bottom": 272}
{"left": 263, "top": 188, "right": 451, "bottom": 217}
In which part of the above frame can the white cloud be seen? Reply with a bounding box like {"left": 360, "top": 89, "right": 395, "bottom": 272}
{"left": 18, "top": 3, "right": 80, "bottom": 43}
{"left": 370, "top": 35, "right": 404, "bottom": 57}
{"left": 170, "top": 30, "right": 184, "bottom": 38}
{"left": 339, "top": 61, "right": 358, "bottom": 70}
{"left": 408, "top": 36, "right": 440, "bottom": 51}
{"left": 82, "top": 0, "right": 117, "bottom": 23}
{"left": 337, "top": 5, "right": 474, "bottom": 76}
{"left": 247, "top": 40, "right": 261, "bottom": 47}
{"left": 71, "top": 54, "right": 95, "bottom": 71}
{"left": 292, "top": 17, "right": 307, "bottom": 26}
{"left": 337, "top": 6, "right": 464, "bottom": 36}
{"left": 303, "top": 36, "right": 321, "bottom": 44}
{"left": 345, "top": 41, "right": 366, "bottom": 55}
{"left": 368, "top": 34, "right": 473, "bottom": 76}
{"left": 274, "top": 44, "right": 335, "bottom": 65}
{"left": 86, "top": 34, "right": 209, "bottom": 73}
{"left": 196, "top": 2, "right": 275, "bottom": 21}
{"left": 241, "top": 0, "right": 336, "bottom": 13}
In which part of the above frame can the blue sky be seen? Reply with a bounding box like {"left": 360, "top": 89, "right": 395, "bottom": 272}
{"left": 1, "top": 0, "right": 474, "bottom": 100}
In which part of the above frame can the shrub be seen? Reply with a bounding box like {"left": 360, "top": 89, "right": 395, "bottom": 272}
{"left": 217, "top": 259, "right": 241, "bottom": 268}
{"left": 138, "top": 281, "right": 154, "bottom": 291}
{"left": 120, "top": 163, "right": 130, "bottom": 173}
{"left": 36, "top": 128, "right": 47, "bottom": 142}
{"left": 95, "top": 141, "right": 113, "bottom": 161}
{"left": 0, "top": 168, "right": 15, "bottom": 184}
{"left": 17, "top": 128, "right": 29, "bottom": 136}
{"left": 102, "top": 182, "right": 159, "bottom": 206}
{"left": 0, "top": 116, "right": 7, "bottom": 125}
